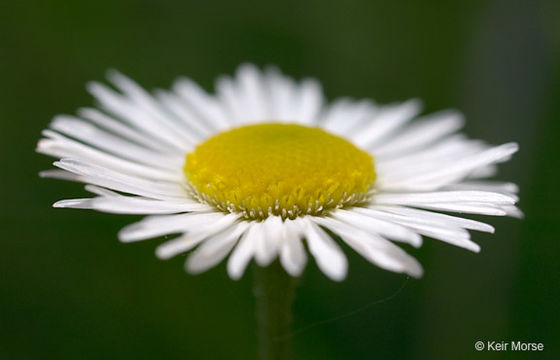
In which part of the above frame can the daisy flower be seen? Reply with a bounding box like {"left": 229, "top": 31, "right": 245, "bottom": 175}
{"left": 37, "top": 64, "right": 520, "bottom": 281}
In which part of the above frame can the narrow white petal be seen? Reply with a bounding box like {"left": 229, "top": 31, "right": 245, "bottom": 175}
{"left": 375, "top": 135, "right": 484, "bottom": 173}
{"left": 78, "top": 107, "right": 176, "bottom": 153}
{"left": 467, "top": 164, "right": 499, "bottom": 179}
{"left": 351, "top": 99, "right": 422, "bottom": 148}
{"left": 155, "top": 235, "right": 206, "bottom": 260}
{"left": 314, "top": 217, "right": 423, "bottom": 277}
{"left": 253, "top": 222, "right": 271, "bottom": 266}
{"left": 87, "top": 81, "right": 187, "bottom": 151}
{"left": 39, "top": 130, "right": 183, "bottom": 182}
{"left": 371, "top": 110, "right": 464, "bottom": 157}
{"left": 364, "top": 205, "right": 495, "bottom": 233}
{"left": 398, "top": 222, "right": 479, "bottom": 252}
{"left": 303, "top": 217, "right": 348, "bottom": 281}
{"left": 157, "top": 216, "right": 243, "bottom": 260}
{"left": 359, "top": 207, "right": 483, "bottom": 252}
{"left": 383, "top": 143, "right": 519, "bottom": 190}
{"left": 373, "top": 191, "right": 517, "bottom": 206}
{"left": 155, "top": 90, "right": 215, "bottom": 137}
{"left": 279, "top": 218, "right": 307, "bottom": 277}
{"left": 53, "top": 196, "right": 211, "bottom": 214}
{"left": 295, "top": 78, "right": 323, "bottom": 125}
{"left": 500, "top": 205, "right": 524, "bottom": 218}
{"left": 401, "top": 202, "right": 508, "bottom": 216}
{"left": 84, "top": 185, "right": 119, "bottom": 197}
{"left": 186, "top": 222, "right": 250, "bottom": 274}
{"left": 255, "top": 216, "right": 283, "bottom": 266}
{"left": 264, "top": 67, "right": 298, "bottom": 121}
{"left": 332, "top": 209, "right": 422, "bottom": 247}
{"left": 215, "top": 76, "right": 247, "bottom": 125}
{"left": 236, "top": 63, "right": 270, "bottom": 122}
{"left": 173, "top": 77, "right": 232, "bottom": 130}
{"left": 107, "top": 70, "right": 202, "bottom": 147}
{"left": 118, "top": 212, "right": 228, "bottom": 242}
{"left": 40, "top": 169, "right": 79, "bottom": 181}
{"left": 50, "top": 115, "right": 181, "bottom": 169}
{"left": 320, "top": 99, "right": 376, "bottom": 136}
{"left": 227, "top": 223, "right": 259, "bottom": 280}
{"left": 376, "top": 149, "right": 490, "bottom": 191}
{"left": 53, "top": 158, "right": 187, "bottom": 200}
{"left": 444, "top": 181, "right": 519, "bottom": 194}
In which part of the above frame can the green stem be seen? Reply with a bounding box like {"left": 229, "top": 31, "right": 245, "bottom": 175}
{"left": 253, "top": 261, "right": 297, "bottom": 360}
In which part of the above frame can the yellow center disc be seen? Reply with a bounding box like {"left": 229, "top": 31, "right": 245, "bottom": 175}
{"left": 184, "top": 123, "right": 376, "bottom": 220}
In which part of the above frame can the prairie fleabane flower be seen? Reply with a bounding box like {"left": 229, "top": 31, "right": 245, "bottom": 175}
{"left": 37, "top": 64, "right": 520, "bottom": 280}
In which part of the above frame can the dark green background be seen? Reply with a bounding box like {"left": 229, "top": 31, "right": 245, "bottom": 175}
{"left": 1, "top": 0, "right": 559, "bottom": 359}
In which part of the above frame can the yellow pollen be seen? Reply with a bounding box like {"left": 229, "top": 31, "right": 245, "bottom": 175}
{"left": 184, "top": 123, "right": 376, "bottom": 220}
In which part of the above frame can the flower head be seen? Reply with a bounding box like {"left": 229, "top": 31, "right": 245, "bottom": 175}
{"left": 37, "top": 64, "right": 521, "bottom": 281}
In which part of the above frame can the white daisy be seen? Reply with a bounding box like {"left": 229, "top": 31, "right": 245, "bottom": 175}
{"left": 37, "top": 64, "right": 521, "bottom": 281}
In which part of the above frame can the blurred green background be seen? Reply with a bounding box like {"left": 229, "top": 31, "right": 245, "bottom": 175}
{"left": 1, "top": 0, "right": 559, "bottom": 359}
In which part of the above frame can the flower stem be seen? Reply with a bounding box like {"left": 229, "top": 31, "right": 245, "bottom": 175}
{"left": 253, "top": 261, "right": 297, "bottom": 360}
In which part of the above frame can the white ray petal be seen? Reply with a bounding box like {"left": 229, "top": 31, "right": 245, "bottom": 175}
{"left": 357, "top": 207, "right": 481, "bottom": 252}
{"left": 500, "top": 205, "right": 524, "bottom": 219}
{"left": 53, "top": 196, "right": 210, "bottom": 214}
{"left": 84, "top": 185, "right": 120, "bottom": 197}
{"left": 235, "top": 63, "right": 270, "bottom": 122}
{"left": 107, "top": 70, "right": 202, "bottom": 147}
{"left": 186, "top": 222, "right": 251, "bottom": 274}
{"left": 372, "top": 191, "right": 517, "bottom": 206}
{"left": 314, "top": 217, "right": 423, "bottom": 277}
{"left": 279, "top": 218, "right": 307, "bottom": 277}
{"left": 87, "top": 81, "right": 187, "bottom": 151}
{"left": 350, "top": 99, "right": 422, "bottom": 148}
{"left": 320, "top": 99, "right": 376, "bottom": 136}
{"left": 264, "top": 67, "right": 298, "bottom": 122}
{"left": 155, "top": 235, "right": 206, "bottom": 260}
{"left": 371, "top": 110, "right": 464, "bottom": 157}
{"left": 40, "top": 169, "right": 80, "bottom": 181}
{"left": 155, "top": 216, "right": 240, "bottom": 260}
{"left": 295, "top": 78, "right": 323, "bottom": 125}
{"left": 252, "top": 222, "right": 269, "bottom": 266}
{"left": 156, "top": 216, "right": 242, "bottom": 260}
{"left": 255, "top": 216, "right": 283, "bottom": 267}
{"left": 173, "top": 77, "right": 232, "bottom": 130}
{"left": 118, "top": 212, "right": 229, "bottom": 243}
{"left": 363, "top": 205, "right": 495, "bottom": 233}
{"left": 444, "top": 181, "right": 519, "bottom": 194}
{"left": 155, "top": 90, "right": 215, "bottom": 137}
{"left": 52, "top": 158, "right": 187, "bottom": 200}
{"left": 49, "top": 115, "right": 180, "bottom": 169}
{"left": 227, "top": 223, "right": 260, "bottom": 280}
{"left": 399, "top": 223, "right": 479, "bottom": 252}
{"left": 468, "top": 165, "right": 499, "bottom": 179}
{"left": 402, "top": 202, "right": 508, "bottom": 216}
{"left": 332, "top": 209, "right": 422, "bottom": 247}
{"left": 303, "top": 217, "right": 348, "bottom": 281}
{"left": 375, "top": 139, "right": 489, "bottom": 189}
{"left": 78, "top": 107, "right": 175, "bottom": 152}
{"left": 39, "top": 131, "right": 183, "bottom": 182}
{"left": 43, "top": 167, "right": 177, "bottom": 201}
{"left": 384, "top": 143, "right": 519, "bottom": 190}
{"left": 215, "top": 76, "right": 248, "bottom": 125}
{"left": 375, "top": 135, "right": 484, "bottom": 170}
